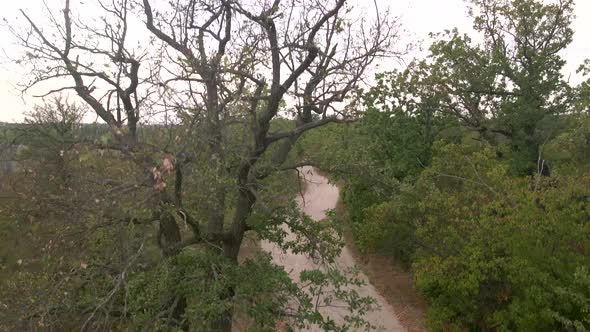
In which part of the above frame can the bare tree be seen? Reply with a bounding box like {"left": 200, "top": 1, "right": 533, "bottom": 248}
{"left": 9, "top": 0, "right": 403, "bottom": 330}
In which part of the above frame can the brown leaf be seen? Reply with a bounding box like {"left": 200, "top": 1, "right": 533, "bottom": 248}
{"left": 154, "top": 181, "right": 167, "bottom": 191}
{"left": 162, "top": 153, "right": 174, "bottom": 174}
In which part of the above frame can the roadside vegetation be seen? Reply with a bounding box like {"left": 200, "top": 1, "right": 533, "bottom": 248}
{"left": 299, "top": 0, "right": 590, "bottom": 330}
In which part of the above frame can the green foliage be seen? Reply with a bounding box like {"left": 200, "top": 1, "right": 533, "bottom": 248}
{"left": 359, "top": 64, "right": 463, "bottom": 180}
{"left": 295, "top": 266, "right": 377, "bottom": 331}
{"left": 125, "top": 246, "right": 377, "bottom": 332}
{"left": 415, "top": 142, "right": 589, "bottom": 330}
{"left": 354, "top": 189, "right": 420, "bottom": 265}
{"left": 375, "top": 0, "right": 577, "bottom": 175}
{"left": 544, "top": 115, "right": 590, "bottom": 174}
{"left": 252, "top": 201, "right": 345, "bottom": 263}
{"left": 300, "top": 86, "right": 590, "bottom": 330}
{"left": 126, "top": 249, "right": 296, "bottom": 331}
{"left": 351, "top": 139, "right": 590, "bottom": 330}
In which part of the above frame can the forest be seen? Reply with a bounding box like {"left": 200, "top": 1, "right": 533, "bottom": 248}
{"left": 1, "top": 0, "right": 589, "bottom": 331}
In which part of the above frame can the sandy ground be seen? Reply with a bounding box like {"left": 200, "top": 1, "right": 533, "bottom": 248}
{"left": 261, "top": 166, "right": 405, "bottom": 331}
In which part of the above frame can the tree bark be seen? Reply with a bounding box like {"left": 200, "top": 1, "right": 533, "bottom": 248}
{"left": 157, "top": 205, "right": 188, "bottom": 330}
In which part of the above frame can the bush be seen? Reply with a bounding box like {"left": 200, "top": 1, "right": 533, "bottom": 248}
{"left": 392, "top": 141, "right": 590, "bottom": 330}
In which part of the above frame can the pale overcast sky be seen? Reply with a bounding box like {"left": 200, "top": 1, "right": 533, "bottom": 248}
{"left": 1, "top": 0, "right": 589, "bottom": 122}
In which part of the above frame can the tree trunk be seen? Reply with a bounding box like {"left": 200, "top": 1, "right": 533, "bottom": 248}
{"left": 210, "top": 165, "right": 258, "bottom": 332}
{"left": 158, "top": 209, "right": 182, "bottom": 251}
{"left": 157, "top": 207, "right": 188, "bottom": 330}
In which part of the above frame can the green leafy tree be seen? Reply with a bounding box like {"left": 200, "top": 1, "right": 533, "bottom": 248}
{"left": 376, "top": 0, "right": 576, "bottom": 175}
{"left": 412, "top": 141, "right": 590, "bottom": 330}
{"left": 20, "top": 96, "right": 86, "bottom": 184}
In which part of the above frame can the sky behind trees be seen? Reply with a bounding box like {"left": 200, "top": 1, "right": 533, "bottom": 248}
{"left": 1, "top": 0, "right": 589, "bottom": 122}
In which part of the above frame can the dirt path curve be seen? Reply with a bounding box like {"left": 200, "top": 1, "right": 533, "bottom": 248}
{"left": 261, "top": 166, "right": 405, "bottom": 331}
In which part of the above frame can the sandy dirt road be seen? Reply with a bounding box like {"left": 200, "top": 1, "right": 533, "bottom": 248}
{"left": 261, "top": 166, "right": 405, "bottom": 331}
